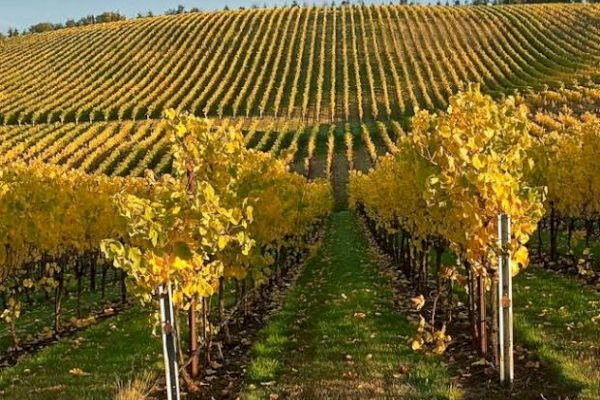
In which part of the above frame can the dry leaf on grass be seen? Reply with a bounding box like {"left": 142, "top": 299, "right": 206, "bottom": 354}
{"left": 69, "top": 367, "right": 90, "bottom": 376}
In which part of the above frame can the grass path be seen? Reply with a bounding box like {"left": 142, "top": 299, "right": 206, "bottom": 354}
{"left": 0, "top": 284, "right": 123, "bottom": 354}
{"left": 513, "top": 267, "right": 600, "bottom": 399}
{"left": 0, "top": 307, "right": 161, "bottom": 400}
{"left": 241, "top": 211, "right": 458, "bottom": 399}
{"left": 1, "top": 212, "right": 597, "bottom": 399}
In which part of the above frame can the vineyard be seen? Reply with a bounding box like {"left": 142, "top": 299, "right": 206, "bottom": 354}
{"left": 1, "top": 4, "right": 599, "bottom": 125}
{"left": 1, "top": 82, "right": 600, "bottom": 180}
{"left": 1, "top": 2, "right": 600, "bottom": 400}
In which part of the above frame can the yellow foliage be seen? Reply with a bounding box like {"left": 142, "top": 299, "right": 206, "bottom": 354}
{"left": 349, "top": 85, "right": 545, "bottom": 277}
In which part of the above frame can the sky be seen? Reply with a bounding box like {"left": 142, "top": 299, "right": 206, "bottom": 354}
{"left": 0, "top": 0, "right": 386, "bottom": 34}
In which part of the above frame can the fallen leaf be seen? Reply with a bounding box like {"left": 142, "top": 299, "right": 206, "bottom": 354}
{"left": 69, "top": 368, "right": 90, "bottom": 377}
{"left": 353, "top": 312, "right": 367, "bottom": 319}
{"left": 411, "top": 338, "right": 423, "bottom": 351}
{"left": 411, "top": 295, "right": 426, "bottom": 311}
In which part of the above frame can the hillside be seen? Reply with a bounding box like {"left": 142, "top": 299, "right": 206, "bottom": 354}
{"left": 1, "top": 3, "right": 599, "bottom": 126}
{"left": 2, "top": 4, "right": 600, "bottom": 400}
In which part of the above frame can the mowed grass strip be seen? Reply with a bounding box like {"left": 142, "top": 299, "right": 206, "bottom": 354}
{"left": 0, "top": 283, "right": 123, "bottom": 354}
{"left": 242, "top": 211, "right": 459, "bottom": 399}
{"left": 0, "top": 306, "right": 161, "bottom": 400}
{"left": 513, "top": 266, "right": 600, "bottom": 400}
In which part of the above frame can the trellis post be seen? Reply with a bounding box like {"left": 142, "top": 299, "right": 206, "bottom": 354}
{"left": 158, "top": 284, "right": 181, "bottom": 400}
{"left": 497, "top": 214, "right": 514, "bottom": 385}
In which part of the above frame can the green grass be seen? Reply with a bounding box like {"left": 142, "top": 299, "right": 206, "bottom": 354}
{"left": 529, "top": 229, "right": 600, "bottom": 270}
{"left": 0, "top": 306, "right": 162, "bottom": 400}
{"left": 513, "top": 266, "right": 600, "bottom": 400}
{"left": 448, "top": 251, "right": 599, "bottom": 398}
{"left": 2, "top": 217, "right": 597, "bottom": 400}
{"left": 241, "top": 211, "right": 460, "bottom": 399}
{"left": 0, "top": 282, "right": 123, "bottom": 353}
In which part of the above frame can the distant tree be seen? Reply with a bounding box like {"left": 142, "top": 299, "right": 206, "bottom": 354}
{"left": 95, "top": 12, "right": 126, "bottom": 24}
{"left": 77, "top": 15, "right": 95, "bottom": 25}
{"left": 165, "top": 5, "right": 186, "bottom": 15}
{"left": 11, "top": 9, "right": 127, "bottom": 38}
{"left": 29, "top": 22, "right": 56, "bottom": 34}
{"left": 190, "top": 7, "right": 200, "bottom": 12}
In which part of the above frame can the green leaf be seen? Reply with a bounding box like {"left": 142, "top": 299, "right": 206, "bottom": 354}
{"left": 174, "top": 241, "right": 193, "bottom": 260}
{"left": 149, "top": 229, "right": 159, "bottom": 247}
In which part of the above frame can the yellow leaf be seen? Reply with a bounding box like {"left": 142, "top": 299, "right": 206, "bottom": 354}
{"left": 69, "top": 368, "right": 90, "bottom": 377}
{"left": 218, "top": 235, "right": 229, "bottom": 250}
{"left": 172, "top": 257, "right": 189, "bottom": 272}
{"left": 410, "top": 295, "right": 426, "bottom": 311}
{"left": 472, "top": 155, "right": 483, "bottom": 170}
{"left": 411, "top": 337, "right": 423, "bottom": 351}
{"left": 164, "top": 109, "right": 177, "bottom": 120}
{"left": 204, "top": 185, "right": 216, "bottom": 202}
{"left": 514, "top": 246, "right": 528, "bottom": 267}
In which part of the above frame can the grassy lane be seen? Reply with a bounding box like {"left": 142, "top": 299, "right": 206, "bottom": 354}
{"left": 0, "top": 284, "right": 124, "bottom": 354}
{"left": 529, "top": 230, "right": 600, "bottom": 272}
{"left": 242, "top": 211, "right": 459, "bottom": 399}
{"left": 0, "top": 307, "right": 161, "bottom": 400}
{"left": 513, "top": 266, "right": 600, "bottom": 399}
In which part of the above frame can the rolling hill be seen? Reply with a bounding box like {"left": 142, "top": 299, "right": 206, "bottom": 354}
{"left": 1, "top": 3, "right": 599, "bottom": 126}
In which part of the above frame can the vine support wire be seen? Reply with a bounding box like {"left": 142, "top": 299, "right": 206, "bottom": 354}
{"left": 497, "top": 214, "right": 514, "bottom": 385}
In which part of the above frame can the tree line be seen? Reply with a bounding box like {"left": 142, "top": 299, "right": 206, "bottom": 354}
{"left": 0, "top": 5, "right": 202, "bottom": 38}
{"left": 4, "top": 0, "right": 598, "bottom": 40}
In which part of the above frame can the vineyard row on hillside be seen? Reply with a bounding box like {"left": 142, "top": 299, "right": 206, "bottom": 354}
{"left": 1, "top": 4, "right": 599, "bottom": 125}
{"left": 0, "top": 84, "right": 597, "bottom": 181}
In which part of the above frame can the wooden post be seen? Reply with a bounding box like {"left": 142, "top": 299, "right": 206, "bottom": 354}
{"left": 188, "top": 296, "right": 199, "bottom": 377}
{"left": 158, "top": 284, "right": 181, "bottom": 400}
{"left": 498, "top": 214, "right": 514, "bottom": 385}
{"left": 185, "top": 159, "right": 199, "bottom": 378}
{"left": 478, "top": 274, "right": 487, "bottom": 356}
{"left": 120, "top": 269, "right": 127, "bottom": 304}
